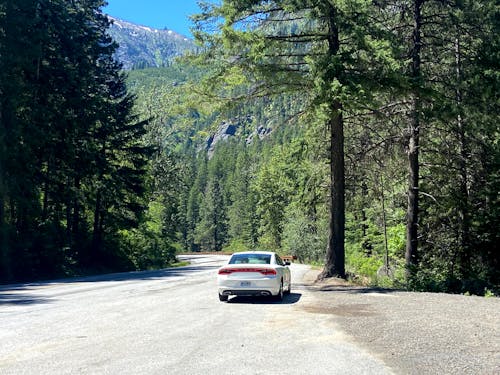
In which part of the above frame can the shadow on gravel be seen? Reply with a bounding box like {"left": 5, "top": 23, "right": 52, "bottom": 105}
{"left": 291, "top": 282, "right": 317, "bottom": 291}
{"left": 227, "top": 292, "right": 302, "bottom": 305}
{"left": 316, "top": 285, "right": 398, "bottom": 294}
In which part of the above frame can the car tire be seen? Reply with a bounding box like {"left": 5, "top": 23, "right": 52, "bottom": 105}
{"left": 285, "top": 281, "right": 291, "bottom": 294}
{"left": 274, "top": 281, "right": 284, "bottom": 302}
{"left": 219, "top": 294, "right": 228, "bottom": 302}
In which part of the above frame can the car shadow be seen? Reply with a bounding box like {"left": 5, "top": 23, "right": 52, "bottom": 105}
{"left": 226, "top": 292, "right": 302, "bottom": 305}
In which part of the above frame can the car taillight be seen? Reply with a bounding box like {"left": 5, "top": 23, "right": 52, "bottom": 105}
{"left": 259, "top": 269, "right": 277, "bottom": 275}
{"left": 218, "top": 267, "right": 277, "bottom": 275}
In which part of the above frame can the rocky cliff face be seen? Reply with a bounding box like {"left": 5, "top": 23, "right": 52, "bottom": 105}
{"left": 206, "top": 119, "right": 273, "bottom": 158}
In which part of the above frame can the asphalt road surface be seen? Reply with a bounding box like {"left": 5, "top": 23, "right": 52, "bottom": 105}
{"left": 0, "top": 254, "right": 392, "bottom": 375}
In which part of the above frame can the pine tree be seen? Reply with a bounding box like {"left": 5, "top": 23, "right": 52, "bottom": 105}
{"left": 191, "top": 0, "right": 399, "bottom": 278}
{"left": 0, "top": 0, "right": 152, "bottom": 280}
{"left": 227, "top": 146, "right": 259, "bottom": 247}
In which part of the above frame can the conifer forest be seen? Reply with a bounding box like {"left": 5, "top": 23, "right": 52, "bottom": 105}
{"left": 0, "top": 0, "right": 498, "bottom": 295}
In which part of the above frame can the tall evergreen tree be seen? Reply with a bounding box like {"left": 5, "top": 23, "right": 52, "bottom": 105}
{"left": 191, "top": 0, "right": 399, "bottom": 278}
{"left": 0, "top": 0, "right": 152, "bottom": 281}
{"left": 194, "top": 150, "right": 230, "bottom": 251}
{"left": 411, "top": 0, "right": 500, "bottom": 289}
{"left": 227, "top": 145, "right": 259, "bottom": 247}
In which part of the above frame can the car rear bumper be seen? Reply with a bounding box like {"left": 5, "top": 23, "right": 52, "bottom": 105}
{"left": 218, "top": 277, "right": 281, "bottom": 297}
{"left": 219, "top": 289, "right": 275, "bottom": 297}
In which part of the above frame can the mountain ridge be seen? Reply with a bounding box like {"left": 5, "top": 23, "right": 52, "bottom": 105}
{"left": 107, "top": 16, "right": 194, "bottom": 70}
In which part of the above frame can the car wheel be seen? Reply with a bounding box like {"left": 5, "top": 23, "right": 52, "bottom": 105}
{"left": 275, "top": 281, "right": 284, "bottom": 302}
{"left": 285, "top": 281, "right": 291, "bottom": 294}
{"left": 219, "top": 294, "right": 228, "bottom": 302}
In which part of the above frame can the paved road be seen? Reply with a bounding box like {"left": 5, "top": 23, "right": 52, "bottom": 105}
{"left": 0, "top": 254, "right": 392, "bottom": 374}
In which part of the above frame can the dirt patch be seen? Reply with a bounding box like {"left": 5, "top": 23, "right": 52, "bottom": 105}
{"left": 302, "top": 303, "right": 377, "bottom": 317}
{"left": 301, "top": 268, "right": 360, "bottom": 291}
{"left": 300, "top": 268, "right": 347, "bottom": 283}
{"left": 300, "top": 268, "right": 321, "bottom": 284}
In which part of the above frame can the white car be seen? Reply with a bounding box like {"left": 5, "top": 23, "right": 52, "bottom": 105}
{"left": 217, "top": 251, "right": 291, "bottom": 302}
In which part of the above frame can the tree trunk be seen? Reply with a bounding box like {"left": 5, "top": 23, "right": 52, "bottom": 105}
{"left": 0, "top": 191, "right": 9, "bottom": 281}
{"left": 71, "top": 176, "right": 81, "bottom": 248}
{"left": 405, "top": 0, "right": 423, "bottom": 273}
{"left": 361, "top": 180, "right": 371, "bottom": 256}
{"left": 318, "top": 3, "right": 346, "bottom": 280}
{"left": 380, "top": 174, "right": 389, "bottom": 274}
{"left": 0, "top": 105, "right": 11, "bottom": 281}
{"left": 319, "top": 101, "right": 346, "bottom": 279}
{"left": 91, "top": 189, "right": 102, "bottom": 263}
{"left": 406, "top": 97, "right": 420, "bottom": 269}
{"left": 0, "top": 75, "right": 17, "bottom": 281}
{"left": 41, "top": 162, "right": 49, "bottom": 221}
{"left": 454, "top": 33, "right": 471, "bottom": 277}
{"left": 65, "top": 176, "right": 72, "bottom": 247}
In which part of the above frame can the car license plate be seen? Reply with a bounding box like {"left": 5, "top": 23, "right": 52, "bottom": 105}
{"left": 240, "top": 281, "right": 251, "bottom": 287}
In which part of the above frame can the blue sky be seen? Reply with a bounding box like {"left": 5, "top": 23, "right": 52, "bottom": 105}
{"left": 103, "top": 0, "right": 203, "bottom": 37}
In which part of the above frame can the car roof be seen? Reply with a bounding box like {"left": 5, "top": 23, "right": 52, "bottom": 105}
{"left": 231, "top": 251, "right": 275, "bottom": 256}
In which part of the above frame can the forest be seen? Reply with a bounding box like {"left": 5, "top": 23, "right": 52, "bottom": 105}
{"left": 0, "top": 0, "right": 498, "bottom": 295}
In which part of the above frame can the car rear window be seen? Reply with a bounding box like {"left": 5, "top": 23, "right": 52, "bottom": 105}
{"left": 229, "top": 254, "right": 271, "bottom": 265}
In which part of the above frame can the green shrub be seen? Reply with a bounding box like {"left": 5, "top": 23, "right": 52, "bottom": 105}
{"left": 282, "top": 206, "right": 326, "bottom": 263}
{"left": 222, "top": 239, "right": 249, "bottom": 253}
{"left": 118, "top": 227, "right": 176, "bottom": 270}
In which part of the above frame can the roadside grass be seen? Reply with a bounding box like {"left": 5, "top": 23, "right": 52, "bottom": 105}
{"left": 484, "top": 288, "right": 496, "bottom": 298}
{"left": 306, "top": 259, "right": 498, "bottom": 297}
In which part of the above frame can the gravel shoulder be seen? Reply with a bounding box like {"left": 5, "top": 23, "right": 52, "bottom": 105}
{"left": 298, "top": 269, "right": 500, "bottom": 375}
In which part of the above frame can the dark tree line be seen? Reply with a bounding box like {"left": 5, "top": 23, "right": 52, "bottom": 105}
{"left": 1, "top": 0, "right": 497, "bottom": 294}
{"left": 177, "top": 0, "right": 498, "bottom": 293}
{"left": 0, "top": 0, "right": 152, "bottom": 282}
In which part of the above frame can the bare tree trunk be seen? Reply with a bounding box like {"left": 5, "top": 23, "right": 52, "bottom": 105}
{"left": 318, "top": 4, "right": 345, "bottom": 280}
{"left": 405, "top": 0, "right": 423, "bottom": 274}
{"left": 406, "top": 97, "right": 420, "bottom": 269}
{"left": 41, "top": 164, "right": 49, "bottom": 221}
{"left": 454, "top": 33, "right": 471, "bottom": 277}
{"left": 360, "top": 180, "right": 373, "bottom": 256}
{"left": 91, "top": 189, "right": 102, "bottom": 263}
{"left": 322, "top": 103, "right": 346, "bottom": 279}
{"left": 71, "top": 177, "right": 81, "bottom": 246}
{"left": 0, "top": 104, "right": 12, "bottom": 281}
{"left": 380, "top": 174, "right": 390, "bottom": 275}
{"left": 0, "top": 142, "right": 12, "bottom": 281}
{"left": 0, "top": 193, "right": 9, "bottom": 281}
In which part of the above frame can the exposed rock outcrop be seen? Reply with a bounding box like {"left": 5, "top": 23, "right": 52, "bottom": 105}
{"left": 206, "top": 119, "right": 273, "bottom": 159}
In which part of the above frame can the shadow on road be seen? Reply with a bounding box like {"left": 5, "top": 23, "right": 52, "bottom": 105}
{"left": 1, "top": 265, "right": 219, "bottom": 287}
{"left": 0, "top": 265, "right": 221, "bottom": 306}
{"left": 226, "top": 292, "right": 302, "bottom": 305}
{"left": 63, "top": 265, "right": 221, "bottom": 283}
{"left": 0, "top": 293, "right": 53, "bottom": 306}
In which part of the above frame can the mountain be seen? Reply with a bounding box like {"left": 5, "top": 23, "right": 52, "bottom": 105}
{"left": 107, "top": 17, "right": 195, "bottom": 70}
